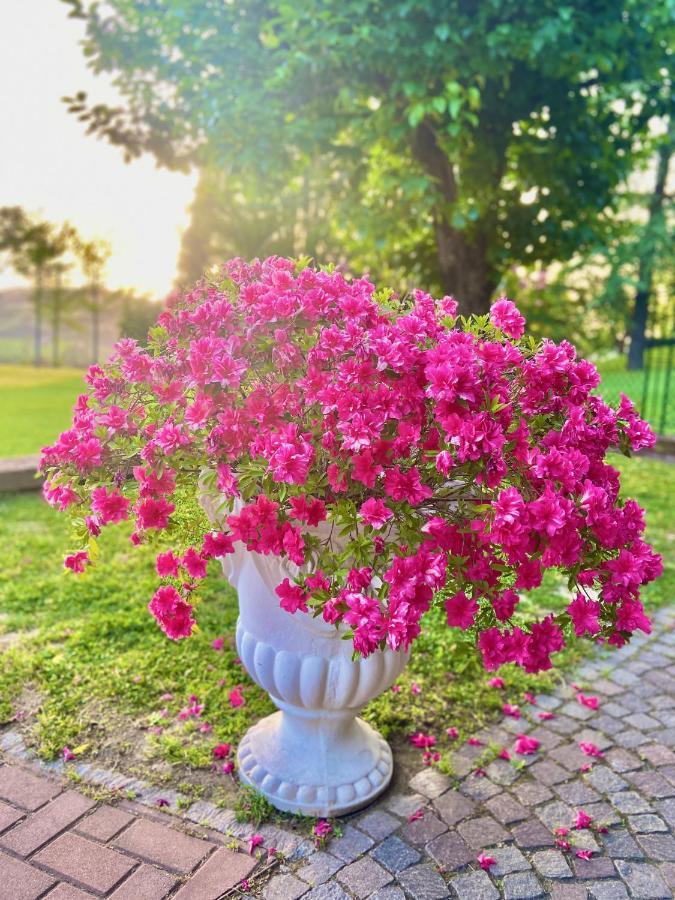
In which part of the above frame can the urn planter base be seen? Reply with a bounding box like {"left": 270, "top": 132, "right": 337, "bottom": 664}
{"left": 200, "top": 489, "right": 409, "bottom": 818}
{"left": 237, "top": 705, "right": 393, "bottom": 817}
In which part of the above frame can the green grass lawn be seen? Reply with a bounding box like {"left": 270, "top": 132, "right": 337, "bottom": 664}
{"left": 0, "top": 455, "right": 672, "bottom": 814}
{"left": 0, "top": 365, "right": 84, "bottom": 458}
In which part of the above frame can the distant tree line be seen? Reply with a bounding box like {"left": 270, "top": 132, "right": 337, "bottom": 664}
{"left": 0, "top": 207, "right": 159, "bottom": 366}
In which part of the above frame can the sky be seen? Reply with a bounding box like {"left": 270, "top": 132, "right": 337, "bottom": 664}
{"left": 0, "top": 2, "right": 197, "bottom": 298}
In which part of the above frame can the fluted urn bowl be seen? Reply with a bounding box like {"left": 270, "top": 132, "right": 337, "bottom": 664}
{"left": 200, "top": 491, "right": 410, "bottom": 817}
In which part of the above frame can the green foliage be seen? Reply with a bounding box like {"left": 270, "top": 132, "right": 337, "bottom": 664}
{"left": 63, "top": 0, "right": 672, "bottom": 311}
{"left": 234, "top": 786, "right": 276, "bottom": 827}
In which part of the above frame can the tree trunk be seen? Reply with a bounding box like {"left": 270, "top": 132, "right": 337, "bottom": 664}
{"left": 52, "top": 271, "right": 62, "bottom": 368}
{"left": 411, "top": 121, "right": 497, "bottom": 315}
{"left": 91, "top": 285, "right": 100, "bottom": 364}
{"left": 33, "top": 267, "right": 43, "bottom": 367}
{"left": 627, "top": 120, "right": 673, "bottom": 371}
{"left": 435, "top": 220, "right": 497, "bottom": 315}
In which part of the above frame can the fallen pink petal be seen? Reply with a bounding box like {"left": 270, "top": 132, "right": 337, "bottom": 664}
{"left": 514, "top": 734, "right": 540, "bottom": 755}
{"left": 574, "top": 809, "right": 593, "bottom": 829}
{"left": 576, "top": 692, "right": 599, "bottom": 710}
{"left": 247, "top": 833, "right": 264, "bottom": 854}
{"left": 579, "top": 741, "right": 604, "bottom": 758}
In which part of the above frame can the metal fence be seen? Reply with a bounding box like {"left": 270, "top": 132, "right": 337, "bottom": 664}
{"left": 597, "top": 307, "right": 674, "bottom": 437}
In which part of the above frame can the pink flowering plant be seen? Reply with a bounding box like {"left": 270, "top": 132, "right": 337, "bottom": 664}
{"left": 40, "top": 257, "right": 662, "bottom": 673}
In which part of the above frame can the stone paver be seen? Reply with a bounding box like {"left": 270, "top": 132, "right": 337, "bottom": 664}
{"left": 0, "top": 764, "right": 60, "bottom": 810}
{"left": 502, "top": 871, "right": 545, "bottom": 898}
{"left": 33, "top": 832, "right": 134, "bottom": 894}
{"left": 263, "top": 873, "right": 311, "bottom": 900}
{"left": 173, "top": 847, "right": 257, "bottom": 898}
{"left": 0, "top": 790, "right": 94, "bottom": 857}
{"left": 113, "top": 816, "right": 212, "bottom": 872}
{"left": 371, "top": 835, "right": 421, "bottom": 873}
{"left": 337, "top": 856, "right": 392, "bottom": 898}
{"left": 450, "top": 868, "right": 499, "bottom": 899}
{"left": 426, "top": 830, "right": 473, "bottom": 870}
{"left": 76, "top": 805, "right": 134, "bottom": 842}
{"left": 457, "top": 814, "right": 509, "bottom": 848}
{"left": 298, "top": 851, "right": 344, "bottom": 885}
{"left": 327, "top": 824, "right": 374, "bottom": 862}
{"left": 396, "top": 862, "right": 449, "bottom": 898}
{"left": 0, "top": 849, "right": 56, "bottom": 899}
{"left": 532, "top": 848, "right": 573, "bottom": 879}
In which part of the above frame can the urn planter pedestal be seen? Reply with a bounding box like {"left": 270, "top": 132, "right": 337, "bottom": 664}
{"left": 202, "top": 494, "right": 409, "bottom": 817}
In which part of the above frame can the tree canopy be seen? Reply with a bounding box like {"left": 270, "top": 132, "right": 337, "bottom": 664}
{"left": 64, "top": 0, "right": 673, "bottom": 312}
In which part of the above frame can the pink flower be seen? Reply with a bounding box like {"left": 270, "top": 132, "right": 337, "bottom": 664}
{"left": 212, "top": 743, "right": 231, "bottom": 759}
{"left": 275, "top": 578, "right": 309, "bottom": 614}
{"left": 182, "top": 547, "right": 208, "bottom": 579}
{"left": 64, "top": 551, "right": 89, "bottom": 574}
{"left": 313, "top": 819, "right": 334, "bottom": 846}
{"left": 574, "top": 810, "right": 593, "bottom": 830}
{"left": 514, "top": 734, "right": 540, "bottom": 755}
{"left": 156, "top": 551, "right": 180, "bottom": 578}
{"left": 63, "top": 747, "right": 76, "bottom": 761}
{"left": 499, "top": 748, "right": 511, "bottom": 760}
{"left": 502, "top": 704, "right": 521, "bottom": 719}
{"left": 467, "top": 738, "right": 482, "bottom": 747}
{"left": 576, "top": 692, "right": 599, "bottom": 710}
{"left": 579, "top": 741, "right": 604, "bottom": 758}
{"left": 148, "top": 585, "right": 195, "bottom": 639}
{"left": 156, "top": 798, "right": 170, "bottom": 808}
{"left": 567, "top": 594, "right": 601, "bottom": 637}
{"left": 229, "top": 687, "right": 245, "bottom": 708}
{"left": 202, "top": 531, "right": 235, "bottom": 558}
{"left": 222, "top": 760, "right": 235, "bottom": 774}
{"left": 576, "top": 850, "right": 593, "bottom": 860}
{"left": 359, "top": 498, "right": 393, "bottom": 530}
{"left": 493, "top": 589, "right": 519, "bottom": 622}
{"left": 136, "top": 497, "right": 175, "bottom": 530}
{"left": 488, "top": 677, "right": 505, "bottom": 689}
{"left": 247, "top": 833, "right": 264, "bottom": 855}
{"left": 410, "top": 683, "right": 421, "bottom": 695}
{"left": 446, "top": 727, "right": 459, "bottom": 740}
{"left": 523, "top": 692, "right": 536, "bottom": 705}
{"left": 211, "top": 637, "right": 225, "bottom": 651}
{"left": 538, "top": 711, "right": 555, "bottom": 721}
{"left": 408, "top": 810, "right": 424, "bottom": 822}
{"left": 91, "top": 486, "right": 130, "bottom": 525}
{"left": 444, "top": 592, "right": 478, "bottom": 630}
{"left": 490, "top": 297, "right": 526, "bottom": 339}
{"left": 477, "top": 853, "right": 496, "bottom": 870}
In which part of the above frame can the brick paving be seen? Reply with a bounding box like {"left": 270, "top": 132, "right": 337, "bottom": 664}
{"left": 2, "top": 605, "right": 675, "bottom": 897}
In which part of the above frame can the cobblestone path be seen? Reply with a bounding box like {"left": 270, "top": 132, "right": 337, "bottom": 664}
{"left": 2, "top": 605, "right": 675, "bottom": 899}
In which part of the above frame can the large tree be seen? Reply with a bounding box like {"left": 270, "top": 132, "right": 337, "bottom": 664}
{"left": 63, "top": 0, "right": 672, "bottom": 312}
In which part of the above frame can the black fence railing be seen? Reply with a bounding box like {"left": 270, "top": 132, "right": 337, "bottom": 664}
{"left": 596, "top": 307, "right": 674, "bottom": 438}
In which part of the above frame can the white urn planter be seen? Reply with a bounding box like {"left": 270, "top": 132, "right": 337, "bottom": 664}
{"left": 201, "top": 492, "right": 410, "bottom": 817}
